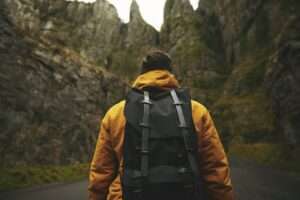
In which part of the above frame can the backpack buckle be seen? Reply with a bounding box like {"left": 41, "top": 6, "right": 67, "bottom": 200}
{"left": 141, "top": 150, "right": 149, "bottom": 155}
{"left": 139, "top": 122, "right": 150, "bottom": 128}
{"left": 178, "top": 124, "right": 188, "bottom": 128}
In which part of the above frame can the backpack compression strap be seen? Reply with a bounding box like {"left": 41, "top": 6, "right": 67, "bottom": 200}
{"left": 170, "top": 89, "right": 200, "bottom": 178}
{"left": 140, "top": 91, "right": 152, "bottom": 178}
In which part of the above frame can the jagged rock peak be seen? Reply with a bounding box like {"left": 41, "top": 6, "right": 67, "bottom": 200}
{"left": 197, "top": 0, "right": 217, "bottom": 14}
{"left": 93, "top": 0, "right": 119, "bottom": 19}
{"left": 164, "top": 0, "right": 193, "bottom": 19}
{"left": 130, "top": 0, "right": 143, "bottom": 21}
{"left": 126, "top": 0, "right": 159, "bottom": 47}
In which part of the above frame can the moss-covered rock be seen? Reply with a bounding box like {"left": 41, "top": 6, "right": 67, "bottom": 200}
{"left": 213, "top": 92, "right": 276, "bottom": 147}
{"left": 0, "top": 5, "right": 127, "bottom": 167}
{"left": 229, "top": 143, "right": 300, "bottom": 172}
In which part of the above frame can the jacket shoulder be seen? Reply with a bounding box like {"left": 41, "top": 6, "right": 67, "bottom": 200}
{"left": 191, "top": 100, "right": 209, "bottom": 117}
{"left": 102, "top": 100, "right": 126, "bottom": 127}
{"left": 190, "top": 99, "right": 211, "bottom": 130}
{"left": 106, "top": 100, "right": 126, "bottom": 116}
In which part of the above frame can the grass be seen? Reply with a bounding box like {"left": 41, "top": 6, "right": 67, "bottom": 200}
{"left": 0, "top": 163, "right": 89, "bottom": 191}
{"left": 229, "top": 143, "right": 300, "bottom": 172}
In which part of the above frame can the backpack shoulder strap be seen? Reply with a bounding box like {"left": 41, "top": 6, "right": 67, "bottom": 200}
{"left": 140, "top": 90, "right": 152, "bottom": 179}
{"left": 170, "top": 89, "right": 200, "bottom": 178}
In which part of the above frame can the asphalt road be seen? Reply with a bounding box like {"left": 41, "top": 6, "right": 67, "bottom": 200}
{"left": 1, "top": 159, "right": 300, "bottom": 200}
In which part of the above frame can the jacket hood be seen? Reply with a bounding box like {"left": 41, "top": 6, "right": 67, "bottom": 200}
{"left": 132, "top": 70, "right": 179, "bottom": 90}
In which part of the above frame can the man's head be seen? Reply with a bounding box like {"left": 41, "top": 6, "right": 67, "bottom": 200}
{"left": 141, "top": 49, "right": 172, "bottom": 74}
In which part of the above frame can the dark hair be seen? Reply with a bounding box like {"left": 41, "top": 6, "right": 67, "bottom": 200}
{"left": 141, "top": 49, "right": 172, "bottom": 74}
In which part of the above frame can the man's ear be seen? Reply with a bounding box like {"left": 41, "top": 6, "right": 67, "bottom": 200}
{"left": 142, "top": 55, "right": 150, "bottom": 67}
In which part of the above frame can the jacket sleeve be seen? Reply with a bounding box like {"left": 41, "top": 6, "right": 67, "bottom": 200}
{"left": 88, "top": 114, "right": 118, "bottom": 200}
{"left": 193, "top": 103, "right": 234, "bottom": 200}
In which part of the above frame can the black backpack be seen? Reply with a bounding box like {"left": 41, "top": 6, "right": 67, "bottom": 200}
{"left": 122, "top": 87, "right": 205, "bottom": 200}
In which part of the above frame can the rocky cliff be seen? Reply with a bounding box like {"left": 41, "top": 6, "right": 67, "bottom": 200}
{"left": 196, "top": 0, "right": 300, "bottom": 165}
{"left": 203, "top": 0, "right": 300, "bottom": 147}
{"left": 0, "top": 1, "right": 127, "bottom": 166}
{"left": 161, "top": 0, "right": 299, "bottom": 161}
{"left": 160, "top": 0, "right": 228, "bottom": 105}
{"left": 0, "top": 0, "right": 299, "bottom": 168}
{"left": 4, "top": 0, "right": 158, "bottom": 78}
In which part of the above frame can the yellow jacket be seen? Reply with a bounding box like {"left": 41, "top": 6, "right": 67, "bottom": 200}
{"left": 89, "top": 70, "right": 234, "bottom": 200}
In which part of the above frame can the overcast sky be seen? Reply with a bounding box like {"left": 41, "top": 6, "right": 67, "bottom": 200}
{"left": 67, "top": 0, "right": 200, "bottom": 30}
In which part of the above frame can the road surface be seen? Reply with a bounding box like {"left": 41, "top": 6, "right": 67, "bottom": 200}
{"left": 1, "top": 159, "right": 300, "bottom": 200}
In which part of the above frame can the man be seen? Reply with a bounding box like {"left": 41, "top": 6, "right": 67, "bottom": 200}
{"left": 89, "top": 50, "right": 234, "bottom": 200}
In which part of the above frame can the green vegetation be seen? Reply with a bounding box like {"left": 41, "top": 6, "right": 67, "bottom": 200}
{"left": 280, "top": 0, "right": 300, "bottom": 14}
{"left": 229, "top": 143, "right": 300, "bottom": 172}
{"left": 192, "top": 74, "right": 226, "bottom": 89}
{"left": 223, "top": 50, "right": 270, "bottom": 95}
{"left": 214, "top": 92, "right": 275, "bottom": 141}
{"left": 0, "top": 163, "right": 89, "bottom": 191}
{"left": 239, "top": 61, "right": 267, "bottom": 91}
